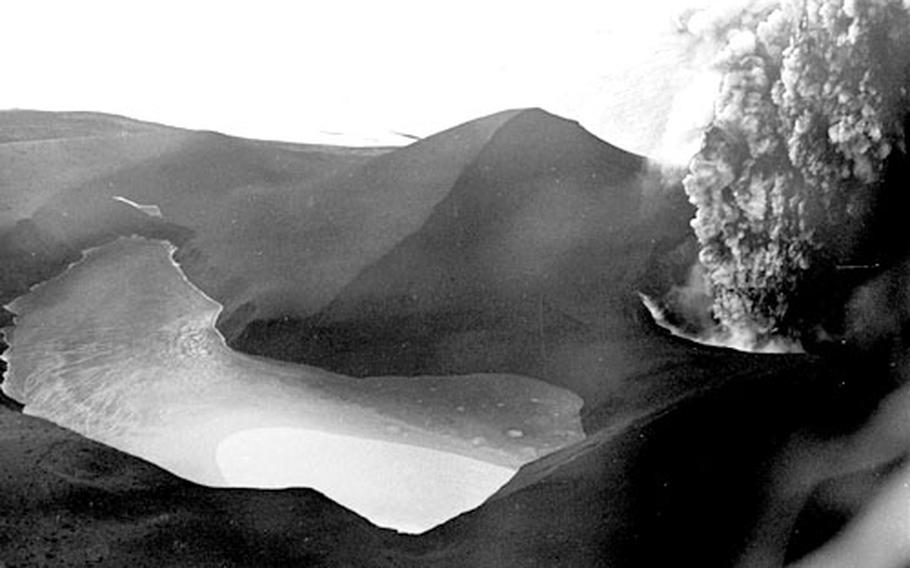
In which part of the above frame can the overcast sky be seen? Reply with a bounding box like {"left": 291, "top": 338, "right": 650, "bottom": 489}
{"left": 2, "top": 0, "right": 725, "bottom": 156}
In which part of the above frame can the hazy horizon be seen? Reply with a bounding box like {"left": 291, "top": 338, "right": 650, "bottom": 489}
{"left": 2, "top": 0, "right": 733, "bottom": 158}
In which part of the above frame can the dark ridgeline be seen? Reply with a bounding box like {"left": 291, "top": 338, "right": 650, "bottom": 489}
{"left": 233, "top": 108, "right": 713, "bottom": 428}
{"left": 0, "top": 109, "right": 903, "bottom": 566}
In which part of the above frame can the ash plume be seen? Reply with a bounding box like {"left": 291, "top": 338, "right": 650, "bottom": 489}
{"left": 654, "top": 0, "right": 910, "bottom": 351}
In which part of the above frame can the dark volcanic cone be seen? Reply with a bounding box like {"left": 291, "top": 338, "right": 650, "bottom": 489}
{"left": 3, "top": 108, "right": 905, "bottom": 567}
{"left": 232, "top": 109, "right": 718, "bottom": 425}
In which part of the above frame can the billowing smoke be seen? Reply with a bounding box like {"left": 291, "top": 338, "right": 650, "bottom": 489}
{"left": 656, "top": 0, "right": 910, "bottom": 350}
{"left": 650, "top": 0, "right": 781, "bottom": 170}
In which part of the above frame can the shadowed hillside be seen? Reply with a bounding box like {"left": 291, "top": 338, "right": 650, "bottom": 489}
{"left": 182, "top": 108, "right": 523, "bottom": 337}
{"left": 2, "top": 109, "right": 907, "bottom": 567}
{"left": 413, "top": 349, "right": 898, "bottom": 567}
{"left": 2, "top": 347, "right": 892, "bottom": 567}
{"left": 0, "top": 404, "right": 412, "bottom": 567}
{"left": 0, "top": 110, "right": 387, "bottom": 309}
{"left": 231, "top": 109, "right": 760, "bottom": 428}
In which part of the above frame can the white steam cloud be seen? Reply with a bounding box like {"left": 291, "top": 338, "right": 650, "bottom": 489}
{"left": 649, "top": 0, "right": 782, "bottom": 168}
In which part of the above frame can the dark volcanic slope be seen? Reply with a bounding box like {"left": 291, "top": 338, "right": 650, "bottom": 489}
{"left": 2, "top": 109, "right": 904, "bottom": 567}
{"left": 232, "top": 108, "right": 755, "bottom": 428}
{"left": 0, "top": 404, "right": 411, "bottom": 568}
{"left": 413, "top": 347, "right": 904, "bottom": 568}
{"left": 1, "top": 108, "right": 524, "bottom": 342}
{"left": 0, "top": 110, "right": 388, "bottom": 307}
{"left": 1, "top": 353, "right": 893, "bottom": 568}
{"left": 182, "top": 108, "right": 521, "bottom": 336}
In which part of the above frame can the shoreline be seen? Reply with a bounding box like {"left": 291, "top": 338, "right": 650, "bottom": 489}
{"left": 0, "top": 386, "right": 24, "bottom": 411}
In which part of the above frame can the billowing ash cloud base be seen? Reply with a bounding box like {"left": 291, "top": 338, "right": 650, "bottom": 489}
{"left": 639, "top": 291, "right": 803, "bottom": 354}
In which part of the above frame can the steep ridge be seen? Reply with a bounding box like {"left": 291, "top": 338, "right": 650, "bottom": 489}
{"left": 0, "top": 109, "right": 530, "bottom": 346}
{"left": 0, "top": 108, "right": 544, "bottom": 363}
{"left": 232, "top": 109, "right": 752, "bottom": 426}
{"left": 0, "top": 110, "right": 385, "bottom": 286}
{"left": 0, "top": 110, "right": 390, "bottom": 333}
{"left": 0, "top": 109, "right": 390, "bottom": 406}
{"left": 1, "top": 109, "right": 897, "bottom": 566}
{"left": 178, "top": 109, "right": 525, "bottom": 339}
{"left": 23, "top": 129, "right": 385, "bottom": 247}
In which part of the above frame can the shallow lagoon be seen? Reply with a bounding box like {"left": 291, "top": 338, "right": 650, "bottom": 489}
{"left": 1, "top": 236, "right": 583, "bottom": 532}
